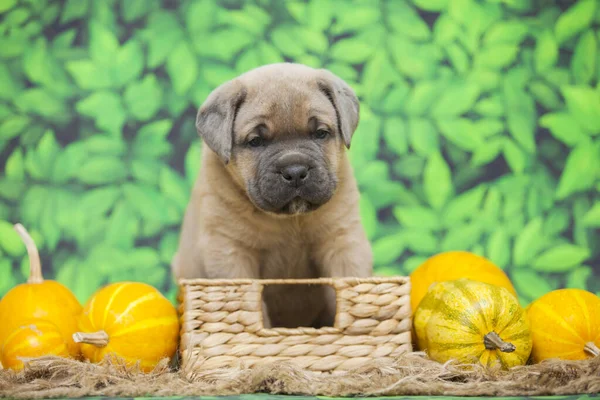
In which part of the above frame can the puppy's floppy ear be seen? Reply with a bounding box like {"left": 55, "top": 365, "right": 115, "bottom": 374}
{"left": 196, "top": 79, "right": 247, "bottom": 164}
{"left": 316, "top": 69, "right": 360, "bottom": 149}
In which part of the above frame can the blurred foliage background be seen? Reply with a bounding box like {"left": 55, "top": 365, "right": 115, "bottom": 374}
{"left": 0, "top": 0, "right": 599, "bottom": 306}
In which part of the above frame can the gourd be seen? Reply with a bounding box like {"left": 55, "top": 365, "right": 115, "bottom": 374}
{"left": 527, "top": 288, "right": 600, "bottom": 362}
{"left": 410, "top": 251, "right": 517, "bottom": 313}
{"left": 73, "top": 281, "right": 179, "bottom": 372}
{"left": 1, "top": 319, "right": 70, "bottom": 371}
{"left": 0, "top": 224, "right": 82, "bottom": 357}
{"left": 412, "top": 280, "right": 458, "bottom": 351}
{"left": 417, "top": 279, "right": 532, "bottom": 369}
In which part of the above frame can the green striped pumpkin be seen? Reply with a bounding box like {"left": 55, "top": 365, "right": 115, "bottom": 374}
{"left": 414, "top": 278, "right": 532, "bottom": 369}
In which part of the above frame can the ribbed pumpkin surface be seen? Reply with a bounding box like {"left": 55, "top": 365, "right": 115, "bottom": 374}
{"left": 76, "top": 282, "right": 179, "bottom": 372}
{"left": 527, "top": 288, "right": 600, "bottom": 362}
{"left": 0, "top": 224, "right": 82, "bottom": 357}
{"left": 1, "top": 319, "right": 69, "bottom": 370}
{"left": 424, "top": 279, "right": 532, "bottom": 369}
{"left": 410, "top": 251, "right": 517, "bottom": 313}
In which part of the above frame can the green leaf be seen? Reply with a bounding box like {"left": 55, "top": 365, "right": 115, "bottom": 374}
{"left": 566, "top": 266, "right": 592, "bottom": 289}
{"left": 5, "top": 149, "right": 24, "bottom": 180}
{"left": 402, "top": 230, "right": 438, "bottom": 254}
{"left": 486, "top": 229, "right": 510, "bottom": 269}
{"left": 532, "top": 245, "right": 591, "bottom": 272}
{"left": 185, "top": 0, "right": 217, "bottom": 34}
{"left": 0, "top": 115, "right": 29, "bottom": 140}
{"left": 534, "top": 30, "right": 558, "bottom": 73}
{"left": 76, "top": 157, "right": 127, "bottom": 185}
{"left": 383, "top": 117, "right": 408, "bottom": 155}
{"left": 332, "top": 6, "right": 380, "bottom": 34}
{"left": 571, "top": 30, "right": 596, "bottom": 84}
{"left": 424, "top": 152, "right": 453, "bottom": 210}
{"left": 132, "top": 120, "right": 173, "bottom": 158}
{"left": 61, "top": 0, "right": 88, "bottom": 23}
{"left": 556, "top": 140, "right": 599, "bottom": 199}
{"left": 112, "top": 39, "right": 144, "bottom": 86}
{"left": 441, "top": 222, "right": 483, "bottom": 252}
{"left": 123, "top": 183, "right": 174, "bottom": 226}
{"left": 166, "top": 41, "right": 198, "bottom": 94}
{"left": 431, "top": 80, "right": 480, "bottom": 117}
{"left": 433, "top": 14, "right": 460, "bottom": 45}
{"left": 437, "top": 118, "right": 484, "bottom": 151}
{"left": 159, "top": 231, "right": 179, "bottom": 264}
{"left": 66, "top": 60, "right": 112, "bottom": 90}
{"left": 389, "top": 36, "right": 438, "bottom": 79}
{"left": 77, "top": 91, "right": 126, "bottom": 135}
{"left": 388, "top": 1, "right": 431, "bottom": 40}
{"left": 104, "top": 200, "right": 139, "bottom": 249}
{"left": 555, "top": 0, "right": 596, "bottom": 44}
{"left": 545, "top": 207, "right": 571, "bottom": 236}
{"left": 380, "top": 83, "right": 410, "bottom": 113}
{"left": 561, "top": 85, "right": 600, "bottom": 134}
{"left": 144, "top": 11, "right": 184, "bottom": 68}
{"left": 472, "top": 137, "right": 504, "bottom": 166}
{"left": 78, "top": 186, "right": 120, "bottom": 218}
{"left": 330, "top": 38, "right": 374, "bottom": 64}
{"left": 503, "top": 139, "right": 527, "bottom": 174}
{"left": 476, "top": 44, "right": 519, "bottom": 69}
{"left": 528, "top": 80, "right": 562, "bottom": 110}
{"left": 445, "top": 43, "right": 469, "bottom": 73}
{"left": 124, "top": 74, "right": 163, "bottom": 121}
{"left": 0, "top": 220, "right": 25, "bottom": 257}
{"left": 195, "top": 28, "right": 254, "bottom": 62}
{"left": 539, "top": 112, "right": 587, "bottom": 146}
{"left": 412, "top": 0, "right": 448, "bottom": 11}
{"left": 15, "top": 89, "right": 68, "bottom": 121}
{"left": 0, "top": 259, "right": 17, "bottom": 297}
{"left": 403, "top": 81, "right": 443, "bottom": 116}
{"left": 159, "top": 167, "right": 189, "bottom": 211}
{"left": 409, "top": 118, "right": 439, "bottom": 156}
{"left": 512, "top": 270, "right": 552, "bottom": 300}
{"left": 582, "top": 202, "right": 600, "bottom": 227}
{"left": 393, "top": 206, "right": 440, "bottom": 230}
{"left": 443, "top": 186, "right": 486, "bottom": 226}
{"left": 89, "top": 21, "right": 119, "bottom": 65}
{"left": 359, "top": 195, "right": 377, "bottom": 240}
{"left": 373, "top": 234, "right": 405, "bottom": 266}
{"left": 270, "top": 24, "right": 305, "bottom": 58}
{"left": 121, "top": 0, "right": 154, "bottom": 22}
{"left": 131, "top": 159, "right": 161, "bottom": 186}
{"left": 0, "top": 0, "right": 16, "bottom": 13}
{"left": 82, "top": 135, "right": 126, "bottom": 156}
{"left": 483, "top": 20, "right": 529, "bottom": 44}
{"left": 474, "top": 95, "right": 504, "bottom": 117}
{"left": 184, "top": 141, "right": 202, "bottom": 186}
{"left": 504, "top": 82, "right": 536, "bottom": 153}
{"left": 513, "top": 217, "right": 545, "bottom": 267}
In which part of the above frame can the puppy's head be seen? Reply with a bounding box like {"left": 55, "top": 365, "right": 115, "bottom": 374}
{"left": 196, "top": 63, "right": 359, "bottom": 215}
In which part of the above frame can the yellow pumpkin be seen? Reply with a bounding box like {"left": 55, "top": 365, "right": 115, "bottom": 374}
{"left": 73, "top": 281, "right": 179, "bottom": 372}
{"left": 410, "top": 251, "right": 517, "bottom": 313}
{"left": 0, "top": 224, "right": 82, "bottom": 357}
{"left": 1, "top": 319, "right": 70, "bottom": 371}
{"left": 527, "top": 288, "right": 600, "bottom": 362}
{"left": 412, "top": 280, "right": 459, "bottom": 351}
{"left": 418, "top": 279, "right": 532, "bottom": 369}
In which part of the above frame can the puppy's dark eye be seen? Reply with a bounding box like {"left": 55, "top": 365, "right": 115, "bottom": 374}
{"left": 248, "top": 137, "right": 264, "bottom": 147}
{"left": 315, "top": 129, "right": 330, "bottom": 139}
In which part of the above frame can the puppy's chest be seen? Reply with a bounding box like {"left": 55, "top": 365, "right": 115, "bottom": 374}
{"left": 259, "top": 234, "right": 316, "bottom": 279}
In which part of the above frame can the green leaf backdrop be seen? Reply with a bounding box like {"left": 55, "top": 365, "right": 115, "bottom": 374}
{"left": 0, "top": 0, "right": 599, "bottom": 307}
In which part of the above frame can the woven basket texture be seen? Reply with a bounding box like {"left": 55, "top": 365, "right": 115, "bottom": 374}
{"left": 178, "top": 277, "right": 412, "bottom": 376}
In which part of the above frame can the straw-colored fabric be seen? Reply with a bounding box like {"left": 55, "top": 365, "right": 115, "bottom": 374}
{"left": 1, "top": 353, "right": 599, "bottom": 398}
{"left": 178, "top": 277, "right": 412, "bottom": 376}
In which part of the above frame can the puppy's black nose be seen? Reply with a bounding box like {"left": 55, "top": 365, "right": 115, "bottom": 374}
{"left": 280, "top": 164, "right": 309, "bottom": 186}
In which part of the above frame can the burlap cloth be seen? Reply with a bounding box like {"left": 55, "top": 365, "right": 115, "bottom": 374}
{"left": 1, "top": 352, "right": 599, "bottom": 398}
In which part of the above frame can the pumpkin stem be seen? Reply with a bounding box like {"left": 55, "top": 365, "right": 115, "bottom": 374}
{"left": 584, "top": 342, "right": 600, "bottom": 358}
{"left": 484, "top": 331, "right": 516, "bottom": 353}
{"left": 13, "top": 223, "right": 43, "bottom": 284}
{"left": 73, "top": 331, "right": 109, "bottom": 347}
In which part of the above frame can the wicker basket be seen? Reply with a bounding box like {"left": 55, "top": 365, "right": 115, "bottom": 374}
{"left": 178, "top": 277, "right": 412, "bottom": 375}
